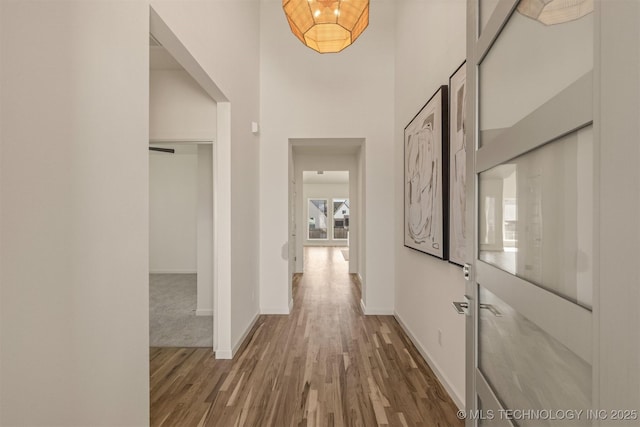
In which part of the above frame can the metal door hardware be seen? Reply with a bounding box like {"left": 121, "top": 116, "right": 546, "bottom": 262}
{"left": 479, "top": 303, "right": 502, "bottom": 317}
{"left": 452, "top": 301, "right": 469, "bottom": 315}
{"left": 463, "top": 263, "right": 471, "bottom": 281}
{"left": 452, "top": 301, "right": 503, "bottom": 317}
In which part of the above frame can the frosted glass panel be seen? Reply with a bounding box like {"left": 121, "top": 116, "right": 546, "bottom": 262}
{"left": 479, "top": 6, "right": 593, "bottom": 147}
{"left": 479, "top": 126, "right": 593, "bottom": 308}
{"left": 479, "top": 287, "right": 591, "bottom": 427}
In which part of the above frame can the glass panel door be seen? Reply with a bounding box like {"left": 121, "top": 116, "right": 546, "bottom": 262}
{"left": 467, "top": 1, "right": 595, "bottom": 426}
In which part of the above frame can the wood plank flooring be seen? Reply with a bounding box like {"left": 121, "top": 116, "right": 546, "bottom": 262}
{"left": 150, "top": 247, "right": 462, "bottom": 426}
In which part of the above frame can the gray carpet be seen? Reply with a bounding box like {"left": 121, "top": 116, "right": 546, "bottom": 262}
{"left": 149, "top": 274, "right": 213, "bottom": 347}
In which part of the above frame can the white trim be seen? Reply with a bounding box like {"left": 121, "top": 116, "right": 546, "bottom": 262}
{"left": 231, "top": 312, "right": 260, "bottom": 357}
{"left": 289, "top": 298, "right": 294, "bottom": 312}
{"left": 215, "top": 349, "right": 232, "bottom": 359}
{"left": 261, "top": 307, "right": 291, "bottom": 315}
{"left": 360, "top": 296, "right": 393, "bottom": 316}
{"left": 196, "top": 309, "right": 213, "bottom": 316}
{"left": 149, "top": 269, "right": 196, "bottom": 274}
{"left": 394, "top": 311, "right": 465, "bottom": 411}
{"left": 364, "top": 307, "right": 394, "bottom": 315}
{"left": 150, "top": 137, "right": 214, "bottom": 144}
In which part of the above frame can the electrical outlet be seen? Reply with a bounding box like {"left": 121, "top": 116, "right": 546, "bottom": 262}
{"left": 438, "top": 329, "right": 442, "bottom": 346}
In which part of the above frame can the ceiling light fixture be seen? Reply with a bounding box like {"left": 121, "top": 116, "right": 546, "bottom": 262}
{"left": 282, "top": 0, "right": 369, "bottom": 53}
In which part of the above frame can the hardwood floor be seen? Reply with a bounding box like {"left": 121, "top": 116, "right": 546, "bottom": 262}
{"left": 150, "top": 247, "right": 462, "bottom": 426}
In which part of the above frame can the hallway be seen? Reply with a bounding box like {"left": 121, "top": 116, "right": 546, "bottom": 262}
{"left": 150, "top": 247, "right": 462, "bottom": 426}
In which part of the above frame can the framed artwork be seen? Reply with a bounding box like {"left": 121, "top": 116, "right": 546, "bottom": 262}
{"left": 448, "top": 61, "right": 467, "bottom": 266}
{"left": 404, "top": 85, "right": 449, "bottom": 259}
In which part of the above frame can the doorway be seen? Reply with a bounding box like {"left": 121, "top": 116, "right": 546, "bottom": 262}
{"left": 289, "top": 138, "right": 365, "bottom": 310}
{"left": 303, "top": 170, "right": 350, "bottom": 264}
{"left": 149, "top": 143, "right": 213, "bottom": 347}
{"left": 148, "top": 17, "right": 220, "bottom": 352}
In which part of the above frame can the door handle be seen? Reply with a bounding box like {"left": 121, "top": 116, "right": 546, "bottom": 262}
{"left": 479, "top": 303, "right": 502, "bottom": 317}
{"left": 452, "top": 301, "right": 502, "bottom": 317}
{"left": 452, "top": 301, "right": 469, "bottom": 315}
{"left": 452, "top": 295, "right": 472, "bottom": 315}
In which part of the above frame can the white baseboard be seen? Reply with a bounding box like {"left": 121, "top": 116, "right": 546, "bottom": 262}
{"left": 232, "top": 312, "right": 260, "bottom": 357}
{"left": 394, "top": 311, "right": 465, "bottom": 411}
{"left": 289, "top": 298, "right": 294, "bottom": 312}
{"left": 261, "top": 306, "right": 291, "bottom": 315}
{"left": 215, "top": 349, "right": 232, "bottom": 359}
{"left": 359, "top": 299, "right": 394, "bottom": 315}
{"left": 365, "top": 307, "right": 395, "bottom": 315}
{"left": 149, "top": 270, "right": 197, "bottom": 274}
{"left": 196, "top": 309, "right": 213, "bottom": 316}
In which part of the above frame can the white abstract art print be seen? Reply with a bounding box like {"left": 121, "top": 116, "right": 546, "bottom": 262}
{"left": 404, "top": 85, "right": 449, "bottom": 259}
{"left": 449, "top": 62, "right": 467, "bottom": 265}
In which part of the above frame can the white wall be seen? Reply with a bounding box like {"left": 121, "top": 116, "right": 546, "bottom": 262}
{"left": 197, "top": 145, "right": 214, "bottom": 315}
{"left": 394, "top": 0, "right": 467, "bottom": 410}
{"left": 597, "top": 0, "right": 640, "bottom": 413}
{"left": 0, "top": 0, "right": 261, "bottom": 423}
{"left": 151, "top": 0, "right": 261, "bottom": 355}
{"left": 358, "top": 146, "right": 366, "bottom": 286}
{"left": 303, "top": 183, "right": 349, "bottom": 246}
{"left": 260, "top": 0, "right": 396, "bottom": 315}
{"left": 149, "top": 152, "right": 198, "bottom": 273}
{"left": 149, "top": 68, "right": 217, "bottom": 141}
{"left": 0, "top": 2, "right": 149, "bottom": 425}
{"left": 0, "top": 0, "right": 4, "bottom": 420}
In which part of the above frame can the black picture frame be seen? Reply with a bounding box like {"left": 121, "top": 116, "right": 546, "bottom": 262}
{"left": 448, "top": 61, "right": 467, "bottom": 266}
{"left": 403, "top": 85, "right": 449, "bottom": 259}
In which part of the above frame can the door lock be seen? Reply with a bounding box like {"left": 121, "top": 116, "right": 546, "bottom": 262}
{"left": 463, "top": 263, "right": 471, "bottom": 281}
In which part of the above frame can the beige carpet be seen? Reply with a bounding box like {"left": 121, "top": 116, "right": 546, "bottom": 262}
{"left": 149, "top": 274, "right": 213, "bottom": 347}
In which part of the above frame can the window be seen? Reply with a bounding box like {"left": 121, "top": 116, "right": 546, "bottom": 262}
{"left": 308, "top": 199, "right": 328, "bottom": 239}
{"left": 333, "top": 198, "right": 349, "bottom": 240}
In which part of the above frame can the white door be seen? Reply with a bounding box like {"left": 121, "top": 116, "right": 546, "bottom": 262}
{"left": 464, "top": 1, "right": 598, "bottom": 426}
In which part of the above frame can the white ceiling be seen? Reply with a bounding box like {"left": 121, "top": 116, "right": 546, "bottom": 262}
{"left": 303, "top": 170, "right": 349, "bottom": 184}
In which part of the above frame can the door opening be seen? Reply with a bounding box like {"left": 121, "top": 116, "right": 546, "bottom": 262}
{"left": 288, "top": 138, "right": 366, "bottom": 311}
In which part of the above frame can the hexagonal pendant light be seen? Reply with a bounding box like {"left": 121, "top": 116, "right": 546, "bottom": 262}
{"left": 283, "top": 0, "right": 369, "bottom": 53}
{"left": 518, "top": 0, "right": 593, "bottom": 25}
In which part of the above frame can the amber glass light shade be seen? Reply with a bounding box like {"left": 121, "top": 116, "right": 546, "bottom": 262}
{"left": 283, "top": 0, "right": 369, "bottom": 53}
{"left": 518, "top": 0, "right": 593, "bottom": 25}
